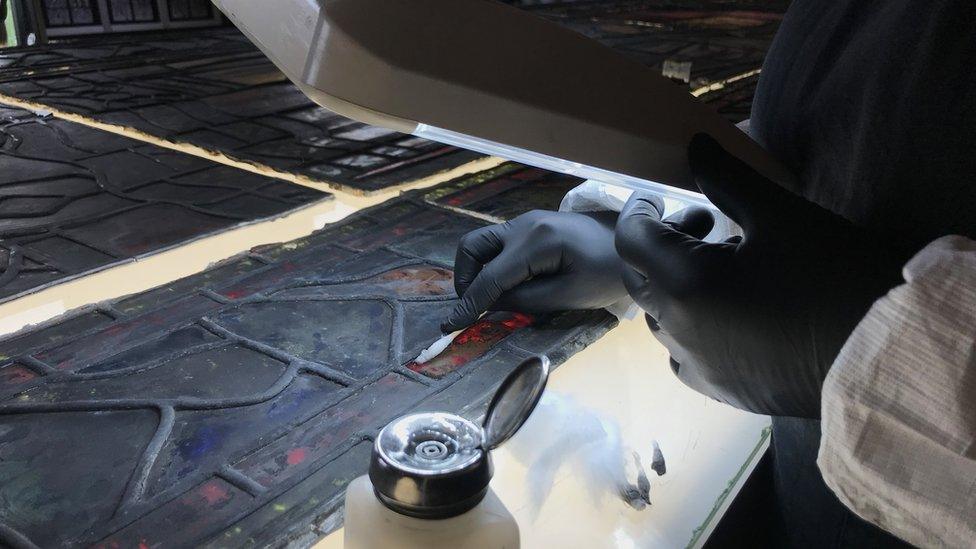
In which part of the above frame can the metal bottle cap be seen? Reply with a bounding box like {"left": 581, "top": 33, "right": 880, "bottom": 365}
{"left": 369, "top": 355, "right": 550, "bottom": 519}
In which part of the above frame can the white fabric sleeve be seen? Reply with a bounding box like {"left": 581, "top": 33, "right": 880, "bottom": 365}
{"left": 818, "top": 235, "right": 976, "bottom": 548}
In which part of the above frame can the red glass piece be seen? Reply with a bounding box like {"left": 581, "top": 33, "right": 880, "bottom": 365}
{"left": 407, "top": 313, "right": 533, "bottom": 379}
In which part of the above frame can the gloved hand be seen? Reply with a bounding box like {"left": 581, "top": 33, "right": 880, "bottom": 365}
{"left": 442, "top": 210, "right": 627, "bottom": 333}
{"left": 443, "top": 206, "right": 715, "bottom": 333}
{"left": 615, "top": 134, "right": 908, "bottom": 418}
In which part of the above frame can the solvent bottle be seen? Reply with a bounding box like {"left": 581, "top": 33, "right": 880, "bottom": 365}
{"left": 344, "top": 356, "right": 550, "bottom": 549}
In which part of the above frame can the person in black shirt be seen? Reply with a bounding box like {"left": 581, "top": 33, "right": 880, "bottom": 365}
{"left": 446, "top": 2, "right": 975, "bottom": 545}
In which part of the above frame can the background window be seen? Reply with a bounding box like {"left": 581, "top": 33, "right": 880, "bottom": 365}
{"left": 42, "top": 0, "right": 100, "bottom": 27}
{"left": 168, "top": 0, "right": 213, "bottom": 21}
{"left": 108, "top": 0, "right": 158, "bottom": 23}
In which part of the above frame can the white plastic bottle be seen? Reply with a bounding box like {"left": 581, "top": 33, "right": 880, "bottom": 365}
{"left": 343, "top": 356, "right": 551, "bottom": 549}
{"left": 344, "top": 470, "right": 518, "bottom": 548}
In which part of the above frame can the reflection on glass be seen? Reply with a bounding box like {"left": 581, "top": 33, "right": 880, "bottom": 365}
{"left": 414, "top": 123, "right": 716, "bottom": 211}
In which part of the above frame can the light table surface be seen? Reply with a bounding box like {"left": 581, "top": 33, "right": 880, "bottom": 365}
{"left": 0, "top": 151, "right": 770, "bottom": 548}
{"left": 316, "top": 315, "right": 770, "bottom": 549}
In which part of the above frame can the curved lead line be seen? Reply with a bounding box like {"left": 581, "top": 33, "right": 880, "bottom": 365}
{"left": 115, "top": 405, "right": 175, "bottom": 515}
{"left": 0, "top": 191, "right": 101, "bottom": 220}
{"left": 0, "top": 364, "right": 306, "bottom": 520}
{"left": 0, "top": 125, "right": 23, "bottom": 150}
{"left": 0, "top": 244, "right": 23, "bottom": 288}
{"left": 0, "top": 145, "right": 117, "bottom": 198}
{"left": 3, "top": 119, "right": 256, "bottom": 228}
{"left": 389, "top": 298, "right": 406, "bottom": 367}
{"left": 197, "top": 317, "right": 358, "bottom": 386}
{"left": 208, "top": 293, "right": 404, "bottom": 372}
{"left": 182, "top": 185, "right": 297, "bottom": 211}
{"left": 272, "top": 258, "right": 425, "bottom": 290}
{"left": 0, "top": 521, "right": 40, "bottom": 549}
{"left": 395, "top": 295, "right": 457, "bottom": 303}
{"left": 68, "top": 339, "right": 234, "bottom": 382}
{"left": 122, "top": 194, "right": 256, "bottom": 223}
{"left": 157, "top": 88, "right": 250, "bottom": 124}
{"left": 0, "top": 363, "right": 303, "bottom": 414}
{"left": 112, "top": 102, "right": 208, "bottom": 134}
{"left": 294, "top": 360, "right": 356, "bottom": 387}
{"left": 41, "top": 116, "right": 103, "bottom": 155}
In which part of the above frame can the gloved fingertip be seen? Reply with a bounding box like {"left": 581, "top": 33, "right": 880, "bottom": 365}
{"left": 620, "top": 193, "right": 665, "bottom": 224}
{"left": 663, "top": 206, "right": 714, "bottom": 240}
{"left": 633, "top": 192, "right": 665, "bottom": 217}
{"left": 440, "top": 316, "right": 467, "bottom": 334}
{"left": 441, "top": 306, "right": 473, "bottom": 334}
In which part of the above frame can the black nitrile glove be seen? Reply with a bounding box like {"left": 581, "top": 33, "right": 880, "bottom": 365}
{"left": 442, "top": 210, "right": 627, "bottom": 333}
{"left": 442, "top": 209, "right": 715, "bottom": 333}
{"left": 615, "top": 134, "right": 908, "bottom": 418}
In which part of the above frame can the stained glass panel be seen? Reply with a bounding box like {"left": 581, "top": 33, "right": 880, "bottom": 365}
{"left": 0, "top": 29, "right": 483, "bottom": 193}
{"left": 0, "top": 104, "right": 329, "bottom": 302}
{"left": 0, "top": 182, "right": 615, "bottom": 547}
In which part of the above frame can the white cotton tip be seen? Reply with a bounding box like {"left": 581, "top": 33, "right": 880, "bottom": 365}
{"left": 414, "top": 331, "right": 462, "bottom": 364}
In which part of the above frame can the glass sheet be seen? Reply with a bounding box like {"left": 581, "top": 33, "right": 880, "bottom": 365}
{"left": 0, "top": 183, "right": 616, "bottom": 548}
{"left": 0, "top": 103, "right": 329, "bottom": 302}
{"left": 0, "top": 29, "right": 483, "bottom": 193}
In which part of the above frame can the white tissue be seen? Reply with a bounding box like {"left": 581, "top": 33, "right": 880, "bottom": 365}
{"left": 504, "top": 391, "right": 650, "bottom": 517}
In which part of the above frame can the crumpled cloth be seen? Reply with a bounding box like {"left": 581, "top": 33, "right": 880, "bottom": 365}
{"left": 819, "top": 235, "right": 976, "bottom": 548}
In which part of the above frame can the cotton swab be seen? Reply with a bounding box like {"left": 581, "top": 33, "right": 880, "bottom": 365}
{"left": 414, "top": 330, "right": 462, "bottom": 364}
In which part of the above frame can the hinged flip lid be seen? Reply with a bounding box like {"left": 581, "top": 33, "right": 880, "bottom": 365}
{"left": 483, "top": 355, "right": 550, "bottom": 450}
